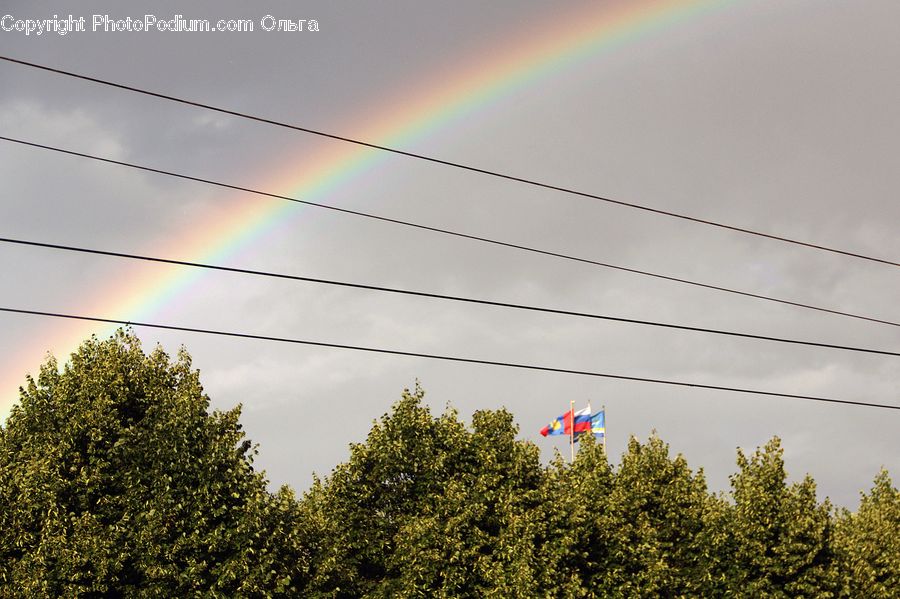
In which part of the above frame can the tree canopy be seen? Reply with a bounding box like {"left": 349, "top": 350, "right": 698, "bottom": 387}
{"left": 1, "top": 331, "right": 897, "bottom": 596}
{"left": 0, "top": 331, "right": 307, "bottom": 596}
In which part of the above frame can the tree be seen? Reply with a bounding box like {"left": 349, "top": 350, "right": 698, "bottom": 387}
{"left": 723, "top": 437, "right": 836, "bottom": 596}
{"left": 537, "top": 435, "right": 616, "bottom": 597}
{"left": 0, "top": 330, "right": 307, "bottom": 597}
{"left": 833, "top": 470, "right": 900, "bottom": 598}
{"left": 545, "top": 434, "right": 718, "bottom": 597}
{"left": 608, "top": 435, "right": 720, "bottom": 597}
{"left": 4, "top": 330, "right": 896, "bottom": 596}
{"left": 302, "top": 385, "right": 548, "bottom": 597}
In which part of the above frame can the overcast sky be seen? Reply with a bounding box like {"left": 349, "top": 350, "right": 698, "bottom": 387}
{"left": 1, "top": 0, "right": 898, "bottom": 508}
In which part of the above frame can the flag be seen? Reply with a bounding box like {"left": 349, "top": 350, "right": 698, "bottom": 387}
{"left": 540, "top": 406, "right": 592, "bottom": 437}
{"left": 539, "top": 414, "right": 566, "bottom": 437}
{"left": 570, "top": 406, "right": 592, "bottom": 436}
{"left": 591, "top": 410, "right": 605, "bottom": 440}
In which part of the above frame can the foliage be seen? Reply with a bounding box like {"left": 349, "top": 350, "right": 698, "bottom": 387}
{"left": 0, "top": 331, "right": 306, "bottom": 597}
{"left": 302, "top": 385, "right": 548, "bottom": 597}
{"left": 723, "top": 438, "right": 836, "bottom": 597}
{"left": 1, "top": 331, "right": 897, "bottom": 596}
{"left": 833, "top": 470, "right": 900, "bottom": 598}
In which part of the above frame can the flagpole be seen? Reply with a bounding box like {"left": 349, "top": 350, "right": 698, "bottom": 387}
{"left": 569, "top": 399, "right": 575, "bottom": 463}
{"left": 587, "top": 400, "right": 592, "bottom": 449}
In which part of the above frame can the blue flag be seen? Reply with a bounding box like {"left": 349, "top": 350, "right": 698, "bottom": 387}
{"left": 591, "top": 410, "right": 605, "bottom": 439}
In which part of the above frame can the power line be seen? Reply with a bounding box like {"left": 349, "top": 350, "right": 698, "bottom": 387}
{"left": 2, "top": 54, "right": 897, "bottom": 268}
{"left": 3, "top": 135, "right": 897, "bottom": 329}
{"left": 2, "top": 306, "right": 897, "bottom": 412}
{"left": 3, "top": 235, "right": 897, "bottom": 358}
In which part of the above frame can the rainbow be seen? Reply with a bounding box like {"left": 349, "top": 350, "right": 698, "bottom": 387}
{"left": 1, "top": 0, "right": 734, "bottom": 419}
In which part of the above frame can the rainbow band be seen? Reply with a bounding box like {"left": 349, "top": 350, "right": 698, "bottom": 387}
{"left": 1, "top": 0, "right": 732, "bottom": 419}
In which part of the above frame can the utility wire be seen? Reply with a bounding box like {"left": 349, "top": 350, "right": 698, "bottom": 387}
{"left": 2, "top": 55, "right": 897, "bottom": 268}
{"left": 2, "top": 235, "right": 897, "bottom": 357}
{"left": 1, "top": 306, "right": 897, "bottom": 411}
{"left": 3, "top": 135, "right": 897, "bottom": 329}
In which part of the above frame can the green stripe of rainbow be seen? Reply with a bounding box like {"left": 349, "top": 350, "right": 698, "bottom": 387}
{"left": 1, "top": 0, "right": 733, "bottom": 419}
